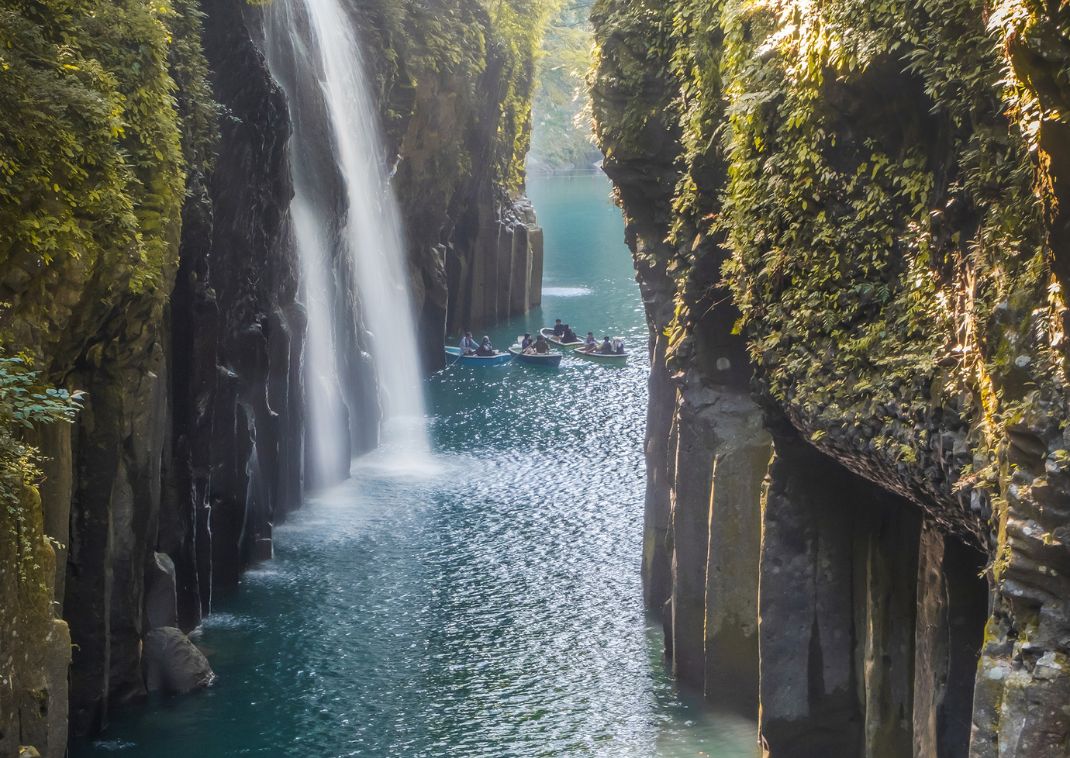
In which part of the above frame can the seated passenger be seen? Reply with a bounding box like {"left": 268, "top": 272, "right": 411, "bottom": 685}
{"left": 585, "top": 332, "right": 597, "bottom": 350}
{"left": 521, "top": 333, "right": 533, "bottom": 351}
{"left": 475, "top": 336, "right": 496, "bottom": 356}
{"left": 533, "top": 335, "right": 550, "bottom": 353}
{"left": 552, "top": 319, "right": 566, "bottom": 337}
{"left": 599, "top": 336, "right": 613, "bottom": 354}
{"left": 613, "top": 337, "right": 626, "bottom": 354}
{"left": 459, "top": 330, "right": 478, "bottom": 355}
{"left": 562, "top": 325, "right": 579, "bottom": 343}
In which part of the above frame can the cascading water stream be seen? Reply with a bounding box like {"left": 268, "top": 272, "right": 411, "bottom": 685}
{"left": 263, "top": 0, "right": 429, "bottom": 485}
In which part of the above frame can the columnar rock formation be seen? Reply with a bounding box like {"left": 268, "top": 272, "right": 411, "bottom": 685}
{"left": 0, "top": 0, "right": 545, "bottom": 751}
{"left": 592, "top": 0, "right": 1070, "bottom": 755}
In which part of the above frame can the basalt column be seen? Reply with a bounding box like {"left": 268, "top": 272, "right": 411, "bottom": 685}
{"left": 758, "top": 418, "right": 988, "bottom": 758}
{"left": 163, "top": 0, "right": 300, "bottom": 629}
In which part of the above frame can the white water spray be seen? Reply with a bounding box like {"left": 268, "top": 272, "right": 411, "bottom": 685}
{"left": 263, "top": 0, "right": 429, "bottom": 484}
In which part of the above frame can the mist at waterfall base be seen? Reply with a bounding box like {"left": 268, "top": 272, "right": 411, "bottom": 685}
{"left": 73, "top": 174, "right": 757, "bottom": 757}
{"left": 263, "top": 0, "right": 428, "bottom": 488}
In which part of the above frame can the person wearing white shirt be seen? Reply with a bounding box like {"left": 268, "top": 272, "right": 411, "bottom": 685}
{"left": 459, "top": 331, "right": 478, "bottom": 354}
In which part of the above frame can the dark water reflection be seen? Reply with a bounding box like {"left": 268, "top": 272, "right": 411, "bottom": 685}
{"left": 74, "top": 174, "right": 757, "bottom": 757}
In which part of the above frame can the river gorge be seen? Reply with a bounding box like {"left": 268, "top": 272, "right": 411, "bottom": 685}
{"left": 3, "top": 1, "right": 1070, "bottom": 757}
{"left": 72, "top": 172, "right": 757, "bottom": 757}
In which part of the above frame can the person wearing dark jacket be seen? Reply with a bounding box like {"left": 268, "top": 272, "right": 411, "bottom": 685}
{"left": 475, "top": 336, "right": 496, "bottom": 356}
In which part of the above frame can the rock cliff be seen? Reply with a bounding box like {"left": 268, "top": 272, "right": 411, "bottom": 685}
{"left": 0, "top": 0, "right": 547, "bottom": 750}
{"left": 592, "top": 0, "right": 1070, "bottom": 755}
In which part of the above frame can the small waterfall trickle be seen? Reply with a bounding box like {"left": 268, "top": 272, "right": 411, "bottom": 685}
{"left": 262, "top": 0, "right": 429, "bottom": 486}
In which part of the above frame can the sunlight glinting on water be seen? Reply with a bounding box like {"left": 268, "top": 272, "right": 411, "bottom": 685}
{"left": 75, "top": 174, "right": 757, "bottom": 758}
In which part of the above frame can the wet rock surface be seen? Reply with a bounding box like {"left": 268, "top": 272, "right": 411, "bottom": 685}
{"left": 142, "top": 628, "right": 216, "bottom": 695}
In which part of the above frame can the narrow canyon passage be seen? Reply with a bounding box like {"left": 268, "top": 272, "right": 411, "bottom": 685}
{"left": 73, "top": 175, "right": 757, "bottom": 757}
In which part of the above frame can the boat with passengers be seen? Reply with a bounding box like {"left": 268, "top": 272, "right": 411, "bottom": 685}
{"left": 443, "top": 345, "right": 513, "bottom": 366}
{"left": 539, "top": 327, "right": 584, "bottom": 350}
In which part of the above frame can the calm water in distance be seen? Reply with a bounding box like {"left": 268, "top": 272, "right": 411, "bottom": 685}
{"left": 74, "top": 173, "right": 758, "bottom": 757}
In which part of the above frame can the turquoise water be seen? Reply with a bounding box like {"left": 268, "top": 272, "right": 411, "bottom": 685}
{"left": 74, "top": 174, "right": 757, "bottom": 757}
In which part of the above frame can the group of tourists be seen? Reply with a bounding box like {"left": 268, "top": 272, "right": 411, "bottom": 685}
{"left": 458, "top": 332, "right": 498, "bottom": 356}
{"left": 458, "top": 318, "right": 624, "bottom": 357}
{"left": 459, "top": 331, "right": 552, "bottom": 356}
{"left": 550, "top": 320, "right": 580, "bottom": 344}
{"left": 518, "top": 333, "right": 551, "bottom": 354}
{"left": 550, "top": 320, "right": 625, "bottom": 355}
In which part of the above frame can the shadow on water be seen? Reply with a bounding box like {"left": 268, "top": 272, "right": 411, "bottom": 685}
{"left": 73, "top": 173, "right": 758, "bottom": 757}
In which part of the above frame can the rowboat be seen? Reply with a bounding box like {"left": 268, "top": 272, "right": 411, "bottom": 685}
{"left": 572, "top": 347, "right": 628, "bottom": 366}
{"left": 444, "top": 346, "right": 513, "bottom": 366}
{"left": 507, "top": 345, "right": 563, "bottom": 367}
{"left": 539, "top": 327, "right": 584, "bottom": 350}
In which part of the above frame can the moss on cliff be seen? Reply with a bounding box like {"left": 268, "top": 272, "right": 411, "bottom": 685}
{"left": 0, "top": 0, "right": 196, "bottom": 365}
{"left": 596, "top": 0, "right": 1069, "bottom": 543}
{"left": 358, "top": 0, "right": 555, "bottom": 199}
{"left": 0, "top": 0, "right": 215, "bottom": 742}
{"left": 0, "top": 358, "right": 79, "bottom": 756}
{"left": 593, "top": 0, "right": 1070, "bottom": 750}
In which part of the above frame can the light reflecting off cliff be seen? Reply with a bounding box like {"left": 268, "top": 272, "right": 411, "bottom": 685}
{"left": 74, "top": 174, "right": 757, "bottom": 757}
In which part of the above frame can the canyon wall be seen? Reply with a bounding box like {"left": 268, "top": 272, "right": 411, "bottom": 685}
{"left": 0, "top": 0, "right": 546, "bottom": 751}
{"left": 347, "top": 0, "right": 546, "bottom": 357}
{"left": 592, "top": 0, "right": 1070, "bottom": 755}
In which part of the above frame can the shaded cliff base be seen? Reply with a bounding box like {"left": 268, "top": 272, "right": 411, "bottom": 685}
{"left": 644, "top": 374, "right": 991, "bottom": 757}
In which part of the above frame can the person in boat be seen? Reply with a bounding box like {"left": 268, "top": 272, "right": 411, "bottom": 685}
{"left": 521, "top": 333, "right": 533, "bottom": 351}
{"left": 552, "top": 319, "right": 566, "bottom": 337}
{"left": 533, "top": 334, "right": 550, "bottom": 354}
{"left": 613, "top": 337, "right": 626, "bottom": 354}
{"left": 459, "top": 330, "right": 479, "bottom": 355}
{"left": 599, "top": 335, "right": 614, "bottom": 354}
{"left": 475, "top": 336, "right": 496, "bottom": 356}
{"left": 561, "top": 325, "right": 579, "bottom": 343}
{"left": 584, "top": 332, "right": 597, "bottom": 350}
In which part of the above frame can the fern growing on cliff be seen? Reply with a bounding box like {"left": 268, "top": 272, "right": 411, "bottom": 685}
{"left": 0, "top": 356, "right": 80, "bottom": 587}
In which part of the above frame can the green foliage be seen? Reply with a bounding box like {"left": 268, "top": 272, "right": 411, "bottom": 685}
{"left": 485, "top": 0, "right": 561, "bottom": 190}
{"left": 0, "top": 356, "right": 80, "bottom": 585}
{"left": 0, "top": 5, "right": 210, "bottom": 674}
{"left": 714, "top": 0, "right": 1062, "bottom": 507}
{"left": 529, "top": 4, "right": 602, "bottom": 171}
{"left": 592, "top": 0, "right": 1070, "bottom": 541}
{"left": 366, "top": 0, "right": 555, "bottom": 198}
{"left": 0, "top": 0, "right": 191, "bottom": 359}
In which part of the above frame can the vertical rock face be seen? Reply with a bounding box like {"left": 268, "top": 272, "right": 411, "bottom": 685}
{"left": 2, "top": 0, "right": 549, "bottom": 748}
{"left": 54, "top": 0, "right": 298, "bottom": 734}
{"left": 358, "top": 0, "right": 546, "bottom": 357}
{"left": 592, "top": 0, "right": 770, "bottom": 715}
{"left": 0, "top": 482, "right": 71, "bottom": 758}
{"left": 186, "top": 0, "right": 303, "bottom": 596}
{"left": 592, "top": 0, "right": 1070, "bottom": 754}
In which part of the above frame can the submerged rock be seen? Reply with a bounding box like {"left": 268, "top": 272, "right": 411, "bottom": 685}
{"left": 143, "top": 628, "right": 216, "bottom": 695}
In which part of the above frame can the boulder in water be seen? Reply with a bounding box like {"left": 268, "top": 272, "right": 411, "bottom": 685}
{"left": 143, "top": 628, "right": 215, "bottom": 694}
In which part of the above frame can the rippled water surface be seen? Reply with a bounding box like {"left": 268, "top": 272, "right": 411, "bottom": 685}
{"left": 76, "top": 174, "right": 757, "bottom": 757}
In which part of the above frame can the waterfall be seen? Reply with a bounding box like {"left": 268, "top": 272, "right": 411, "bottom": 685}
{"left": 262, "top": 0, "right": 429, "bottom": 486}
